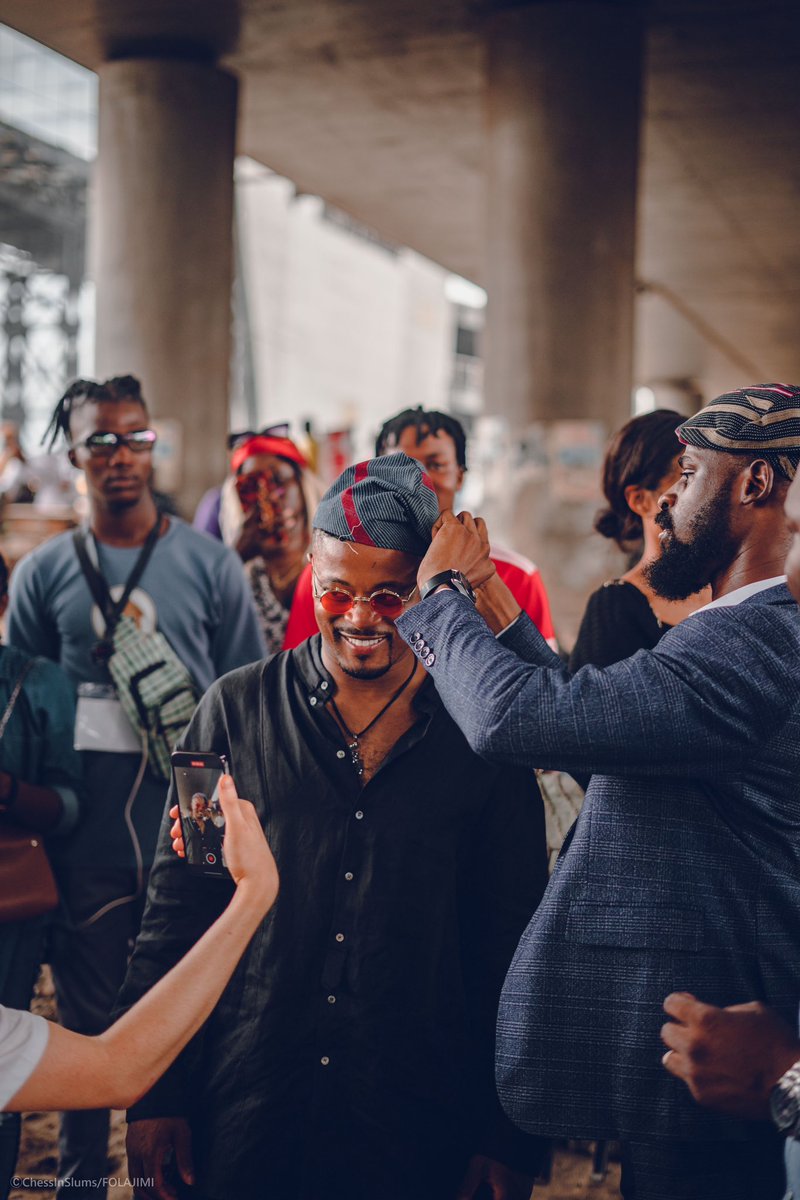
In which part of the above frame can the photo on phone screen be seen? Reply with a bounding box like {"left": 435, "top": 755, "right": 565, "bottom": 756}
{"left": 172, "top": 754, "right": 229, "bottom": 877}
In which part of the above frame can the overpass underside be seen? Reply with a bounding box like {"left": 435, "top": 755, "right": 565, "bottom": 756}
{"left": 1, "top": 0, "right": 797, "bottom": 631}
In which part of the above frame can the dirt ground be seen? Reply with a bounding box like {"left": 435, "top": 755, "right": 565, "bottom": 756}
{"left": 12, "top": 970, "right": 621, "bottom": 1199}
{"left": 12, "top": 1122, "right": 621, "bottom": 1200}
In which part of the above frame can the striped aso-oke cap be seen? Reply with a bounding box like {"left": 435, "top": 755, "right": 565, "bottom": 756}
{"left": 677, "top": 383, "right": 800, "bottom": 481}
{"left": 313, "top": 453, "right": 438, "bottom": 556}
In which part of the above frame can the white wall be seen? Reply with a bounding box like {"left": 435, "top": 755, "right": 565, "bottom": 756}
{"left": 235, "top": 158, "right": 455, "bottom": 457}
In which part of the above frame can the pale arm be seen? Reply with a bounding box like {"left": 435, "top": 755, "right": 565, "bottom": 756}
{"left": 5, "top": 780, "right": 278, "bottom": 1112}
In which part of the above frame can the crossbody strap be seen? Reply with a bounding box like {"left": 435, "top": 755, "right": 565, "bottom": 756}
{"left": 72, "top": 517, "right": 162, "bottom": 657}
{"left": 0, "top": 659, "right": 35, "bottom": 740}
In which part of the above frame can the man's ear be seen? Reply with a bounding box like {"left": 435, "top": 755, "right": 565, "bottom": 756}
{"left": 741, "top": 459, "right": 777, "bottom": 506}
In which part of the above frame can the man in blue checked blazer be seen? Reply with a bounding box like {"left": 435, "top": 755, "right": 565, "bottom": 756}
{"left": 395, "top": 384, "right": 800, "bottom": 1200}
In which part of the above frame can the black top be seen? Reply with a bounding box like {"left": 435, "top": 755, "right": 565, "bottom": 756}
{"left": 118, "top": 636, "right": 548, "bottom": 1200}
{"left": 569, "top": 579, "right": 672, "bottom": 671}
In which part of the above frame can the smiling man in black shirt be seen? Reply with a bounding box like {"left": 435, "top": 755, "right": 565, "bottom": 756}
{"left": 119, "top": 454, "right": 548, "bottom": 1200}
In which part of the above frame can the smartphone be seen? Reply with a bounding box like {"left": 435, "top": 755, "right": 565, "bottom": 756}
{"left": 171, "top": 750, "right": 230, "bottom": 878}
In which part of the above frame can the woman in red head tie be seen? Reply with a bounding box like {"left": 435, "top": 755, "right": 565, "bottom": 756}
{"left": 221, "top": 429, "right": 324, "bottom": 655}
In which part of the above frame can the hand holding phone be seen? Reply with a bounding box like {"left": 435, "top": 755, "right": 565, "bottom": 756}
{"left": 171, "top": 751, "right": 230, "bottom": 877}
{"left": 169, "top": 776, "right": 277, "bottom": 908}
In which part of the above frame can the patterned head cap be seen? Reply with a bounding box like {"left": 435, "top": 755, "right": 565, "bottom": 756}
{"left": 677, "top": 383, "right": 800, "bottom": 480}
{"left": 313, "top": 453, "right": 438, "bottom": 556}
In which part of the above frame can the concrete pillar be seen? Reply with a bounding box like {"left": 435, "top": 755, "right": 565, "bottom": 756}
{"left": 481, "top": 2, "right": 644, "bottom": 642}
{"left": 484, "top": 1, "right": 643, "bottom": 429}
{"left": 93, "top": 59, "right": 237, "bottom": 512}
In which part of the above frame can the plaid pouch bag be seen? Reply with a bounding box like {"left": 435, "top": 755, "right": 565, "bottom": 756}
{"left": 108, "top": 614, "right": 199, "bottom": 779}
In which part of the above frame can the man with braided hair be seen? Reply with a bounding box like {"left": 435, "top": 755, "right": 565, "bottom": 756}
{"left": 119, "top": 453, "right": 548, "bottom": 1200}
{"left": 7, "top": 375, "right": 264, "bottom": 1197}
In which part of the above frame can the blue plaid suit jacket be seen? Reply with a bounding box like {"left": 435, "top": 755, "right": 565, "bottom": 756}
{"left": 397, "top": 583, "right": 800, "bottom": 1143}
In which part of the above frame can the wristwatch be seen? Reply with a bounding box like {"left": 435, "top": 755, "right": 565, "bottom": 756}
{"left": 419, "top": 570, "right": 476, "bottom": 604}
{"left": 769, "top": 1061, "right": 800, "bottom": 1137}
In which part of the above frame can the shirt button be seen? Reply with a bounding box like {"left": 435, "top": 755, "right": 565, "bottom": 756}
{"left": 321, "top": 1056, "right": 330, "bottom": 1066}
{"left": 425, "top": 653, "right": 436, "bottom": 667}
{"left": 344, "top": 872, "right": 353, "bottom": 881}
{"left": 321, "top": 681, "right": 329, "bottom": 690}
{"left": 411, "top": 632, "right": 421, "bottom": 640}
{"left": 309, "top": 696, "right": 318, "bottom": 707}
{"left": 327, "top": 995, "right": 336, "bottom": 1004}
{"left": 355, "top": 810, "right": 364, "bottom": 820}
{"left": 336, "top": 750, "right": 346, "bottom": 759}
{"left": 421, "top": 644, "right": 430, "bottom": 656}
{"left": 335, "top": 932, "right": 345, "bottom": 942}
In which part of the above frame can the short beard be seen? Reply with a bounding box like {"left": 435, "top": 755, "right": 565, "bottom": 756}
{"left": 644, "top": 482, "right": 738, "bottom": 601}
{"left": 106, "top": 494, "right": 142, "bottom": 512}
{"left": 333, "top": 629, "right": 394, "bottom": 680}
{"left": 339, "top": 662, "right": 392, "bottom": 680}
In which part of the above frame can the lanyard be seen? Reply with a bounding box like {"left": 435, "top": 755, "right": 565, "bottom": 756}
{"left": 72, "top": 516, "right": 162, "bottom": 663}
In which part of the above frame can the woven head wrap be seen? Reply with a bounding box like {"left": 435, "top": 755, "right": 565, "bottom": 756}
{"left": 313, "top": 453, "right": 438, "bottom": 557}
{"left": 230, "top": 434, "right": 307, "bottom": 475}
{"left": 677, "top": 383, "right": 800, "bottom": 481}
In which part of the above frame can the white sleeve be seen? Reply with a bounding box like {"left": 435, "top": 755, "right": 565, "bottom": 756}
{"left": 0, "top": 1006, "right": 50, "bottom": 1109}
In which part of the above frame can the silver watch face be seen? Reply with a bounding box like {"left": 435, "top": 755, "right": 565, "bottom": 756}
{"left": 450, "top": 571, "right": 475, "bottom": 601}
{"left": 770, "top": 1075, "right": 800, "bottom": 1133}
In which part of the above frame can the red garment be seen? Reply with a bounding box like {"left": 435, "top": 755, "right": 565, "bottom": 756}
{"left": 282, "top": 564, "right": 318, "bottom": 649}
{"left": 282, "top": 545, "right": 556, "bottom": 650}
{"left": 230, "top": 435, "right": 307, "bottom": 476}
{"left": 490, "top": 541, "right": 556, "bottom": 648}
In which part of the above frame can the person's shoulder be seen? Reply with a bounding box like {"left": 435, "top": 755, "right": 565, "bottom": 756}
{"left": 207, "top": 657, "right": 271, "bottom": 701}
{"left": 431, "top": 693, "right": 530, "bottom": 781}
{"left": 13, "top": 528, "right": 76, "bottom": 577}
{"left": 660, "top": 585, "right": 800, "bottom": 672}
{"left": 582, "top": 579, "right": 645, "bottom": 617}
{"left": 162, "top": 518, "right": 245, "bottom": 581}
{"left": 164, "top": 517, "right": 230, "bottom": 561}
{"left": 24, "top": 653, "right": 72, "bottom": 694}
{"left": 745, "top": 581, "right": 796, "bottom": 610}
{"left": 490, "top": 540, "right": 539, "bottom": 578}
{"left": 0, "top": 643, "right": 68, "bottom": 691}
{"left": 677, "top": 583, "right": 798, "bottom": 633}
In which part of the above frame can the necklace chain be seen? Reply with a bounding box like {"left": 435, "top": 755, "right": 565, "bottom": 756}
{"left": 328, "top": 658, "right": 418, "bottom": 776}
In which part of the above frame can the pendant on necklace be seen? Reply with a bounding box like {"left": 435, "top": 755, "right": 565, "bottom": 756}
{"left": 348, "top": 738, "right": 363, "bottom": 776}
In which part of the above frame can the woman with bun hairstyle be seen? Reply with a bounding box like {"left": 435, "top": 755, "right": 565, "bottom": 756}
{"left": 569, "top": 409, "right": 710, "bottom": 671}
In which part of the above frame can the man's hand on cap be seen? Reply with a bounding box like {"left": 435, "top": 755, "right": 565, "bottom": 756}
{"left": 417, "top": 510, "right": 496, "bottom": 592}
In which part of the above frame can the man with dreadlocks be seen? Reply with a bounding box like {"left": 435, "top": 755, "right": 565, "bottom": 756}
{"left": 393, "top": 384, "right": 800, "bottom": 1199}
{"left": 7, "top": 375, "right": 264, "bottom": 1197}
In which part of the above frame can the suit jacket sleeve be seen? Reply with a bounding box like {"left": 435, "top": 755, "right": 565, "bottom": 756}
{"left": 396, "top": 591, "right": 796, "bottom": 778}
{"left": 117, "top": 680, "right": 235, "bottom": 1121}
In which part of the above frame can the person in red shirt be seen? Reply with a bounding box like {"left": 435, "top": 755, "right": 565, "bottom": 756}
{"left": 283, "top": 407, "right": 556, "bottom": 649}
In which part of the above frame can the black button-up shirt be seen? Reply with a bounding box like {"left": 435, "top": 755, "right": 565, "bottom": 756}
{"left": 120, "top": 637, "right": 548, "bottom": 1200}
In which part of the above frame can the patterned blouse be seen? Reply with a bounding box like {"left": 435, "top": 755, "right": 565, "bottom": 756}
{"left": 245, "top": 558, "right": 292, "bottom": 656}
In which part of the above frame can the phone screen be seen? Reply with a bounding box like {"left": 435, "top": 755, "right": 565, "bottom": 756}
{"left": 174, "top": 762, "right": 228, "bottom": 875}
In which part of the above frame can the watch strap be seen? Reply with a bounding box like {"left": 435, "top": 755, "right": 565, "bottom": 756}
{"left": 419, "top": 570, "right": 475, "bottom": 603}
